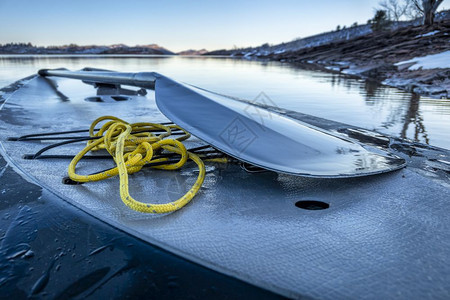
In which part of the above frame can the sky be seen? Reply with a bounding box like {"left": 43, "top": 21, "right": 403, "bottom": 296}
{"left": 0, "top": 0, "right": 448, "bottom": 52}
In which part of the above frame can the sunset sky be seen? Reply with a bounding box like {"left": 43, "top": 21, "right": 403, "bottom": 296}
{"left": 0, "top": 0, "right": 448, "bottom": 52}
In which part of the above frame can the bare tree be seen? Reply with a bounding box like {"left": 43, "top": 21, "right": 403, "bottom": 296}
{"left": 412, "top": 0, "right": 444, "bottom": 25}
{"left": 378, "top": 0, "right": 444, "bottom": 25}
{"left": 379, "top": 0, "right": 411, "bottom": 21}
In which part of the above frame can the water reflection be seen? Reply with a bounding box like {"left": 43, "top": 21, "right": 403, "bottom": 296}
{"left": 328, "top": 72, "right": 446, "bottom": 147}
{"left": 362, "top": 80, "right": 381, "bottom": 106}
{"left": 358, "top": 79, "right": 431, "bottom": 144}
{"left": 400, "top": 93, "right": 429, "bottom": 144}
{"left": 0, "top": 55, "right": 449, "bottom": 149}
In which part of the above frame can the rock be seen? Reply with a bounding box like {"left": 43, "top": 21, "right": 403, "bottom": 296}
{"left": 396, "top": 62, "right": 416, "bottom": 71}
{"left": 430, "top": 88, "right": 448, "bottom": 97}
{"left": 406, "top": 83, "right": 418, "bottom": 92}
{"left": 360, "top": 64, "right": 398, "bottom": 79}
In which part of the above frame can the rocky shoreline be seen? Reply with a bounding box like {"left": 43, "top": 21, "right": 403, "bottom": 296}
{"left": 272, "top": 19, "right": 450, "bottom": 99}
{"left": 208, "top": 16, "right": 450, "bottom": 99}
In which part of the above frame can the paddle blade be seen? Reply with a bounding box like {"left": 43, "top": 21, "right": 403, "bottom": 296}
{"left": 154, "top": 74, "right": 405, "bottom": 178}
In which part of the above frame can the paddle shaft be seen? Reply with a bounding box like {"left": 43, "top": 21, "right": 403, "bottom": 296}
{"left": 38, "top": 69, "right": 157, "bottom": 90}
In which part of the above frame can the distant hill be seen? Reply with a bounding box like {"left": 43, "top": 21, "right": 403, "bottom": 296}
{"left": 0, "top": 43, "right": 175, "bottom": 55}
{"left": 177, "top": 49, "right": 208, "bottom": 56}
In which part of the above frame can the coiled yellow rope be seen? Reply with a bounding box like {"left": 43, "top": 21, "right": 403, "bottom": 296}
{"left": 68, "top": 116, "right": 206, "bottom": 214}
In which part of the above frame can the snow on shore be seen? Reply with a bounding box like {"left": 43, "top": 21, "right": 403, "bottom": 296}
{"left": 415, "top": 30, "right": 440, "bottom": 38}
{"left": 395, "top": 50, "right": 450, "bottom": 70}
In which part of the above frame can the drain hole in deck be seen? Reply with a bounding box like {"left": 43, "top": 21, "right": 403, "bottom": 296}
{"left": 85, "top": 96, "right": 103, "bottom": 102}
{"left": 111, "top": 96, "right": 130, "bottom": 101}
{"left": 295, "top": 200, "right": 329, "bottom": 210}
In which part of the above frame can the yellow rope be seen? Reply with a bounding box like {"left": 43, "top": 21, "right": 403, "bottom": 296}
{"left": 68, "top": 116, "right": 206, "bottom": 214}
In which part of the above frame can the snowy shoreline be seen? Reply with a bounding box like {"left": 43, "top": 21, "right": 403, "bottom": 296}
{"left": 206, "top": 11, "right": 450, "bottom": 99}
{"left": 278, "top": 39, "right": 449, "bottom": 99}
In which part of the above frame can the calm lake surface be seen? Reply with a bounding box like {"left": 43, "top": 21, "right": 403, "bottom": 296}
{"left": 1, "top": 55, "right": 449, "bottom": 149}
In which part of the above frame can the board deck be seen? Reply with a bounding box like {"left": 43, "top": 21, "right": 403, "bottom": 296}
{"left": 1, "top": 75, "right": 449, "bottom": 299}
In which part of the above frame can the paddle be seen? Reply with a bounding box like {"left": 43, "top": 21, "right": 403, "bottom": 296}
{"left": 39, "top": 68, "right": 406, "bottom": 178}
